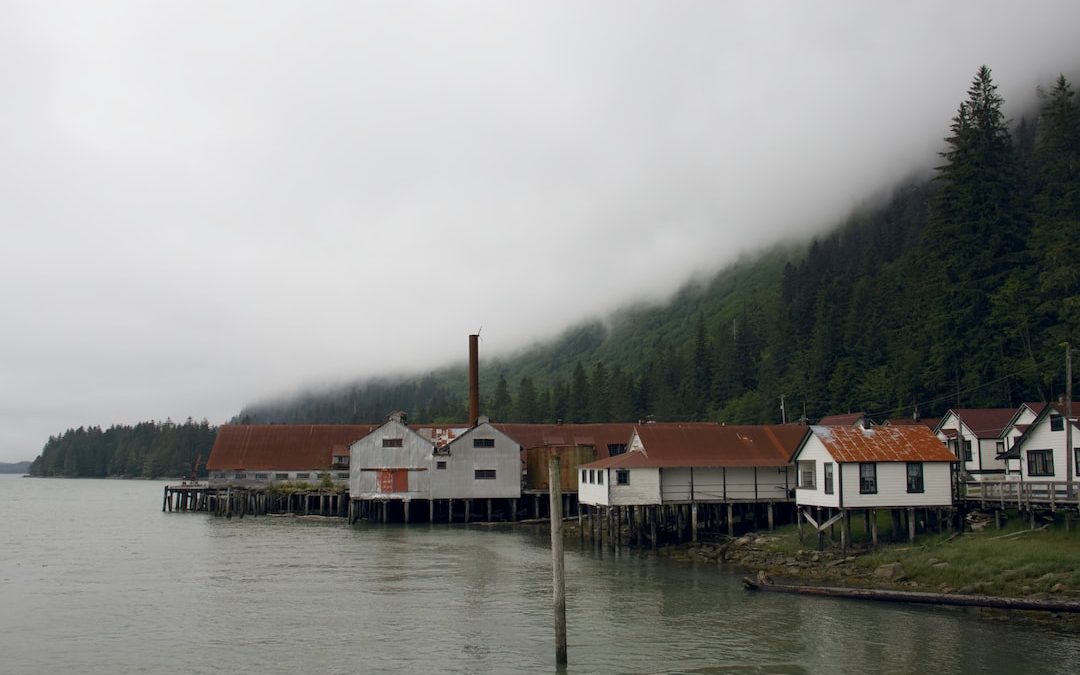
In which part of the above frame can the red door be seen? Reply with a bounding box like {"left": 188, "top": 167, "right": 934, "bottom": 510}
{"left": 378, "top": 469, "right": 408, "bottom": 493}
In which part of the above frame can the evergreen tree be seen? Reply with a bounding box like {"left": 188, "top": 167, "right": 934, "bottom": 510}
{"left": 489, "top": 372, "right": 513, "bottom": 421}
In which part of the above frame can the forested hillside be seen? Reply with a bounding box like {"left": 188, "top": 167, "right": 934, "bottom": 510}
{"left": 29, "top": 419, "right": 215, "bottom": 478}
{"left": 31, "top": 66, "right": 1080, "bottom": 476}
{"left": 240, "top": 66, "right": 1078, "bottom": 428}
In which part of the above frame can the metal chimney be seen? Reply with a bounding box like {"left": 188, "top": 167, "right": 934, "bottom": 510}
{"left": 469, "top": 334, "right": 480, "bottom": 426}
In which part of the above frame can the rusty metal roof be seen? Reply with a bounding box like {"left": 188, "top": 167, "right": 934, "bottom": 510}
{"left": 206, "top": 424, "right": 379, "bottom": 471}
{"left": 809, "top": 425, "right": 955, "bottom": 463}
{"left": 581, "top": 424, "right": 809, "bottom": 470}
{"left": 492, "top": 423, "right": 636, "bottom": 457}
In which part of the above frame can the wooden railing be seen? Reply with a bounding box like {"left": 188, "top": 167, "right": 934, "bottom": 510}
{"left": 963, "top": 481, "right": 1080, "bottom": 509}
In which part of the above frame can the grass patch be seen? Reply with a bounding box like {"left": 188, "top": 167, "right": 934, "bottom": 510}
{"left": 852, "top": 520, "right": 1080, "bottom": 595}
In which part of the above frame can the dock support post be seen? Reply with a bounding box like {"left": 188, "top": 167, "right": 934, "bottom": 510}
{"left": 487, "top": 498, "right": 492, "bottom": 522}
{"left": 797, "top": 508, "right": 804, "bottom": 543}
{"left": 511, "top": 498, "right": 518, "bottom": 522}
{"left": 691, "top": 503, "right": 699, "bottom": 543}
{"left": 767, "top": 502, "right": 775, "bottom": 531}
{"left": 548, "top": 455, "right": 567, "bottom": 667}
{"left": 908, "top": 508, "right": 916, "bottom": 543}
{"left": 870, "top": 509, "right": 878, "bottom": 548}
{"left": 841, "top": 509, "right": 850, "bottom": 554}
{"left": 649, "top": 507, "right": 657, "bottom": 549}
{"left": 448, "top": 499, "right": 453, "bottom": 523}
{"left": 727, "top": 503, "right": 734, "bottom": 538}
{"left": 404, "top": 500, "right": 410, "bottom": 524}
{"left": 465, "top": 499, "right": 471, "bottom": 523}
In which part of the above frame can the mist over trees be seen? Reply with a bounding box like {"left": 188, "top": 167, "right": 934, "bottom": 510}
{"left": 32, "top": 66, "right": 1080, "bottom": 475}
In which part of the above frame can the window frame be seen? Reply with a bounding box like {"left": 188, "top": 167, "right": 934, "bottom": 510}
{"left": 799, "top": 461, "right": 816, "bottom": 490}
{"left": 823, "top": 462, "right": 834, "bottom": 495}
{"left": 472, "top": 438, "right": 495, "bottom": 448}
{"left": 1050, "top": 415, "right": 1064, "bottom": 432}
{"left": 382, "top": 438, "right": 403, "bottom": 448}
{"left": 859, "top": 463, "right": 878, "bottom": 494}
{"left": 474, "top": 469, "right": 496, "bottom": 480}
{"left": 962, "top": 439, "right": 973, "bottom": 462}
{"left": 616, "top": 469, "right": 629, "bottom": 485}
{"left": 1027, "top": 449, "right": 1054, "bottom": 477}
{"left": 906, "top": 462, "right": 924, "bottom": 493}
{"left": 436, "top": 460, "right": 447, "bottom": 470}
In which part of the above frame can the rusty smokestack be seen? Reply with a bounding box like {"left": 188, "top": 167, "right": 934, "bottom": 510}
{"left": 469, "top": 334, "right": 480, "bottom": 426}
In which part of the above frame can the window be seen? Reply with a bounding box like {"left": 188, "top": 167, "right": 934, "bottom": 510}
{"left": 799, "top": 462, "right": 815, "bottom": 489}
{"left": 254, "top": 473, "right": 268, "bottom": 480}
{"left": 383, "top": 438, "right": 403, "bottom": 448}
{"left": 616, "top": 469, "right": 629, "bottom": 485}
{"left": 274, "top": 473, "right": 288, "bottom": 480}
{"left": 597, "top": 471, "right": 604, "bottom": 485}
{"left": 589, "top": 469, "right": 595, "bottom": 484}
{"left": 859, "top": 463, "right": 877, "bottom": 494}
{"left": 473, "top": 438, "right": 495, "bottom": 448}
{"left": 608, "top": 443, "right": 627, "bottom": 456}
{"left": 995, "top": 441, "right": 1005, "bottom": 456}
{"left": 906, "top": 463, "right": 924, "bottom": 493}
{"left": 332, "top": 456, "right": 349, "bottom": 467}
{"left": 1051, "top": 415, "right": 1064, "bottom": 432}
{"left": 234, "top": 472, "right": 247, "bottom": 479}
{"left": 1028, "top": 449, "right": 1054, "bottom": 477}
{"left": 296, "top": 472, "right": 310, "bottom": 479}
{"left": 436, "top": 461, "right": 447, "bottom": 470}
{"left": 962, "top": 439, "right": 972, "bottom": 462}
{"left": 336, "top": 472, "right": 349, "bottom": 480}
{"left": 581, "top": 469, "right": 587, "bottom": 484}
{"left": 823, "top": 463, "right": 834, "bottom": 495}
{"left": 474, "top": 469, "right": 496, "bottom": 480}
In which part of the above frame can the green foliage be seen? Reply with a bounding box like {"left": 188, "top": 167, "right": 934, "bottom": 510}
{"left": 29, "top": 419, "right": 215, "bottom": 479}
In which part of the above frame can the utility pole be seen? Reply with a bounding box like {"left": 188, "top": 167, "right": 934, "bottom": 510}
{"left": 779, "top": 395, "right": 786, "bottom": 424}
{"left": 1066, "top": 343, "right": 1074, "bottom": 498}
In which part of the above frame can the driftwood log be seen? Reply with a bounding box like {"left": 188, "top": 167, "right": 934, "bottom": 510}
{"left": 742, "top": 577, "right": 1080, "bottom": 613}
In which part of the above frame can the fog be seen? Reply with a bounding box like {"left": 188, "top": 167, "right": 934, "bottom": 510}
{"left": 3, "top": 1, "right": 1080, "bottom": 461}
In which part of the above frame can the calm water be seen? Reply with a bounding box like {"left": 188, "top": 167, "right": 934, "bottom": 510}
{"left": 1, "top": 476, "right": 1077, "bottom": 674}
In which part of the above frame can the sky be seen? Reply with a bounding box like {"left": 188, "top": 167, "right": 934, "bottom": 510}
{"left": 3, "top": 1, "right": 1080, "bottom": 463}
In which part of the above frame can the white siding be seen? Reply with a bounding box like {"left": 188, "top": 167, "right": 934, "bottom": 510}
{"left": 840, "top": 462, "right": 952, "bottom": 508}
{"left": 609, "top": 467, "right": 660, "bottom": 506}
{"left": 793, "top": 436, "right": 840, "bottom": 509}
{"left": 1019, "top": 413, "right": 1078, "bottom": 482}
{"left": 578, "top": 467, "right": 610, "bottom": 506}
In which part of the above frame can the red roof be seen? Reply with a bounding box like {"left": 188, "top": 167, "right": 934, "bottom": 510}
{"left": 809, "top": 425, "right": 955, "bottom": 463}
{"left": 492, "top": 423, "right": 636, "bottom": 458}
{"left": 206, "top": 424, "right": 379, "bottom": 471}
{"left": 581, "top": 424, "right": 808, "bottom": 470}
{"left": 818, "top": 412, "right": 866, "bottom": 426}
{"left": 946, "top": 408, "right": 1018, "bottom": 439}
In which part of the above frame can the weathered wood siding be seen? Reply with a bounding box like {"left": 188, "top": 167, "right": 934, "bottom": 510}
{"left": 609, "top": 467, "right": 660, "bottom": 506}
{"left": 658, "top": 466, "right": 792, "bottom": 503}
{"left": 525, "top": 446, "right": 595, "bottom": 491}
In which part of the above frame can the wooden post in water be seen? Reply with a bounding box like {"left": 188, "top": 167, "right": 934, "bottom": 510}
{"left": 548, "top": 455, "right": 568, "bottom": 667}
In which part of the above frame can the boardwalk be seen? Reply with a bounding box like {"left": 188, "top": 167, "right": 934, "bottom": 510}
{"left": 963, "top": 480, "right": 1080, "bottom": 510}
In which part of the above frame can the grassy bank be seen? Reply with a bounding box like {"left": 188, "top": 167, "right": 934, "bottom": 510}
{"left": 743, "top": 515, "right": 1080, "bottom": 598}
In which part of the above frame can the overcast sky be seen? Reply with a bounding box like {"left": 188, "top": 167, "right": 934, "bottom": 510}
{"left": 3, "top": 2, "right": 1080, "bottom": 462}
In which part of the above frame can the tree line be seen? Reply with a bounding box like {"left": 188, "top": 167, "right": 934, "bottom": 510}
{"left": 30, "top": 419, "right": 215, "bottom": 478}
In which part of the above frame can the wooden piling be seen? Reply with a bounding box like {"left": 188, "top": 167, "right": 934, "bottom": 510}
{"left": 548, "top": 455, "right": 567, "bottom": 667}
